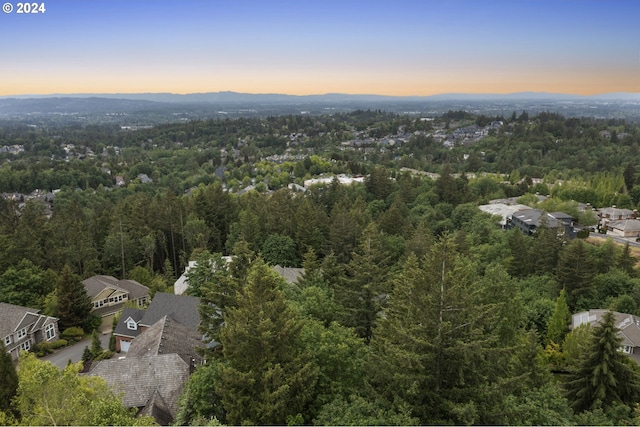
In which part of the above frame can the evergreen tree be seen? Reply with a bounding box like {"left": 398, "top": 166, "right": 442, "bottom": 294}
{"left": 0, "top": 341, "right": 18, "bottom": 414}
{"left": 529, "top": 214, "right": 561, "bottom": 274}
{"left": 616, "top": 243, "right": 636, "bottom": 277}
{"left": 216, "top": 259, "right": 318, "bottom": 425}
{"left": 556, "top": 239, "right": 596, "bottom": 311}
{"left": 505, "top": 228, "right": 531, "bottom": 278}
{"left": 546, "top": 288, "right": 570, "bottom": 345}
{"left": 369, "top": 237, "right": 519, "bottom": 424}
{"left": 91, "top": 329, "right": 103, "bottom": 359}
{"left": 56, "top": 264, "right": 92, "bottom": 331}
{"left": 565, "top": 311, "right": 640, "bottom": 413}
{"left": 336, "top": 223, "right": 391, "bottom": 343}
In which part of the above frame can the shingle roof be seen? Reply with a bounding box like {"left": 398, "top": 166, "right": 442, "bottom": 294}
{"left": 127, "top": 315, "right": 202, "bottom": 366}
{"left": 0, "top": 302, "right": 38, "bottom": 338}
{"left": 272, "top": 265, "right": 305, "bottom": 284}
{"left": 118, "top": 279, "right": 149, "bottom": 300}
{"left": 86, "top": 354, "right": 189, "bottom": 424}
{"left": 82, "top": 275, "right": 149, "bottom": 300}
{"left": 113, "top": 308, "right": 146, "bottom": 338}
{"left": 609, "top": 219, "right": 640, "bottom": 232}
{"left": 83, "top": 275, "right": 125, "bottom": 298}
{"left": 140, "top": 293, "right": 200, "bottom": 329}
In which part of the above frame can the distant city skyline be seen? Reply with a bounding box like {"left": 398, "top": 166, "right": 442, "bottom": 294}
{"left": 1, "top": 0, "right": 639, "bottom": 97}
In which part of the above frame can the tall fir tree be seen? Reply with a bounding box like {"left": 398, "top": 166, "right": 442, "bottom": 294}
{"left": 336, "top": 223, "right": 391, "bottom": 343}
{"left": 369, "top": 237, "right": 521, "bottom": 424}
{"left": 56, "top": 264, "right": 92, "bottom": 331}
{"left": 216, "top": 259, "right": 318, "bottom": 425}
{"left": 565, "top": 311, "right": 640, "bottom": 413}
{"left": 0, "top": 341, "right": 18, "bottom": 414}
{"left": 555, "top": 239, "right": 596, "bottom": 311}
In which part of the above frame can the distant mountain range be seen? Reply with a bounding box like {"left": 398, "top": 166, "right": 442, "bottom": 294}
{"left": 2, "top": 91, "right": 640, "bottom": 104}
{"left": 1, "top": 91, "right": 639, "bottom": 122}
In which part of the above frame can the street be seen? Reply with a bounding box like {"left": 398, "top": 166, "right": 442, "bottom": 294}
{"left": 41, "top": 332, "right": 111, "bottom": 369}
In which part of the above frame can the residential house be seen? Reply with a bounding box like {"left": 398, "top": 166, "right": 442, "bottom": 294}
{"left": 508, "top": 208, "right": 576, "bottom": 238}
{"left": 112, "top": 307, "right": 145, "bottom": 352}
{"left": 139, "top": 292, "right": 200, "bottom": 331}
{"left": 86, "top": 353, "right": 190, "bottom": 425}
{"left": 606, "top": 219, "right": 640, "bottom": 238}
{"left": 273, "top": 265, "right": 305, "bottom": 284}
{"left": 114, "top": 292, "right": 200, "bottom": 351}
{"left": 0, "top": 302, "right": 59, "bottom": 362}
{"left": 83, "top": 275, "right": 149, "bottom": 332}
{"left": 126, "top": 315, "right": 203, "bottom": 367}
{"left": 173, "top": 257, "right": 233, "bottom": 296}
{"left": 597, "top": 206, "right": 637, "bottom": 229}
{"left": 572, "top": 309, "right": 640, "bottom": 365}
{"left": 89, "top": 294, "right": 203, "bottom": 425}
{"left": 478, "top": 203, "right": 531, "bottom": 228}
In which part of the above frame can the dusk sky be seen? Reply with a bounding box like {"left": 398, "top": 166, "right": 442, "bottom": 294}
{"left": 1, "top": 0, "right": 639, "bottom": 97}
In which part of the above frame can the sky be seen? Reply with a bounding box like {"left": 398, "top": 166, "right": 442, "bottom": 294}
{"left": 1, "top": 0, "right": 639, "bottom": 97}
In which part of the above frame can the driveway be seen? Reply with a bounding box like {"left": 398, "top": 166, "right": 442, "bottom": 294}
{"left": 41, "top": 332, "right": 111, "bottom": 369}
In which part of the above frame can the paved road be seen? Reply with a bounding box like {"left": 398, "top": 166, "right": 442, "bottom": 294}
{"left": 41, "top": 333, "right": 111, "bottom": 369}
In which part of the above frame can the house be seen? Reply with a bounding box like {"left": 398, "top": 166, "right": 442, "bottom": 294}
{"left": 86, "top": 353, "right": 190, "bottom": 425}
{"left": 83, "top": 275, "right": 149, "bottom": 331}
{"left": 113, "top": 292, "right": 200, "bottom": 352}
{"left": 508, "top": 209, "right": 576, "bottom": 238}
{"left": 90, "top": 295, "right": 204, "bottom": 425}
{"left": 173, "top": 257, "right": 233, "bottom": 295}
{"left": 112, "top": 307, "right": 145, "bottom": 352}
{"left": 606, "top": 219, "right": 640, "bottom": 238}
{"left": 478, "top": 203, "right": 531, "bottom": 228}
{"left": 572, "top": 310, "right": 640, "bottom": 365}
{"left": 126, "top": 314, "right": 203, "bottom": 367}
{"left": 273, "top": 265, "right": 305, "bottom": 284}
{"left": 139, "top": 292, "right": 200, "bottom": 330}
{"left": 0, "top": 302, "right": 59, "bottom": 362}
{"left": 597, "top": 206, "right": 637, "bottom": 228}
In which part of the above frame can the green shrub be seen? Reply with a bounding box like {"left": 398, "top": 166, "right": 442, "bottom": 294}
{"left": 34, "top": 342, "right": 53, "bottom": 356}
{"left": 50, "top": 339, "right": 68, "bottom": 349}
{"left": 62, "top": 327, "right": 84, "bottom": 342}
{"left": 94, "top": 350, "right": 114, "bottom": 361}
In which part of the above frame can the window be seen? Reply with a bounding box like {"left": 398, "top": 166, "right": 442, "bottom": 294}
{"left": 45, "top": 323, "right": 55, "bottom": 341}
{"left": 4, "top": 335, "right": 11, "bottom": 346}
{"left": 622, "top": 346, "right": 633, "bottom": 354}
{"left": 20, "top": 340, "right": 30, "bottom": 351}
{"left": 17, "top": 328, "right": 27, "bottom": 340}
{"left": 126, "top": 319, "right": 137, "bottom": 330}
{"left": 94, "top": 299, "right": 105, "bottom": 309}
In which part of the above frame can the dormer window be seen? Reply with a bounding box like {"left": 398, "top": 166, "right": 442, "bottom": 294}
{"left": 126, "top": 318, "right": 137, "bottom": 331}
{"left": 4, "top": 335, "right": 11, "bottom": 346}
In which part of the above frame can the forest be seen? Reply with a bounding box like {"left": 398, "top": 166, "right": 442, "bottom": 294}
{"left": 3, "top": 109, "right": 640, "bottom": 425}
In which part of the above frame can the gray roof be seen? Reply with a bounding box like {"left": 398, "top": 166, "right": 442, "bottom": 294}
{"left": 512, "top": 209, "right": 573, "bottom": 229}
{"left": 0, "top": 302, "right": 37, "bottom": 338}
{"left": 83, "top": 275, "right": 126, "bottom": 298}
{"left": 86, "top": 354, "right": 189, "bottom": 424}
{"left": 113, "top": 307, "right": 146, "bottom": 338}
{"left": 273, "top": 265, "right": 305, "bottom": 284}
{"left": 140, "top": 292, "right": 200, "bottom": 329}
{"left": 478, "top": 203, "right": 531, "bottom": 226}
{"left": 82, "top": 275, "right": 149, "bottom": 300}
{"left": 609, "top": 219, "right": 640, "bottom": 232}
{"left": 127, "top": 315, "right": 202, "bottom": 366}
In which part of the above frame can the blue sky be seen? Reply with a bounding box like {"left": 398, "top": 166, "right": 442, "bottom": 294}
{"left": 1, "top": 0, "right": 638, "bottom": 96}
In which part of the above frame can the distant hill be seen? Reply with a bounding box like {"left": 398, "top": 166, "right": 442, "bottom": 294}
{"left": 1, "top": 91, "right": 639, "bottom": 122}
{"left": 3, "top": 91, "right": 639, "bottom": 105}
